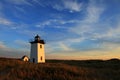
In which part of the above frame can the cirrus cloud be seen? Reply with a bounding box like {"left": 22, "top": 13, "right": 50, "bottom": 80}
{"left": 52, "top": 0, "right": 83, "bottom": 13}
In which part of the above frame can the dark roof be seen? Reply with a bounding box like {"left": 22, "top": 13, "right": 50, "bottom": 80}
{"left": 30, "top": 40, "right": 45, "bottom": 44}
{"left": 30, "top": 34, "right": 45, "bottom": 44}
{"left": 21, "top": 55, "right": 29, "bottom": 59}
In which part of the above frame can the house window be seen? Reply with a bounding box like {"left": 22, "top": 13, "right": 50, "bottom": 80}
{"left": 40, "top": 45, "right": 42, "bottom": 48}
{"left": 41, "top": 56, "right": 42, "bottom": 61}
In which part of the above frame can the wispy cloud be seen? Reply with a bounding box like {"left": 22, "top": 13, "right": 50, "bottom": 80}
{"left": 0, "top": 0, "right": 120, "bottom": 59}
{"left": 15, "top": 6, "right": 26, "bottom": 13}
{"left": 45, "top": 37, "right": 85, "bottom": 55}
{"left": 0, "top": 3, "right": 3, "bottom": 12}
{"left": 0, "top": 41, "right": 29, "bottom": 58}
{"left": 0, "top": 2, "right": 14, "bottom": 26}
{"left": 32, "top": 0, "right": 44, "bottom": 6}
{"left": 5, "top": 0, "right": 33, "bottom": 6}
{"left": 0, "top": 41, "right": 6, "bottom": 48}
{"left": 52, "top": 0, "right": 82, "bottom": 13}
{"left": 36, "top": 19, "right": 80, "bottom": 28}
{"left": 70, "top": 0, "right": 105, "bottom": 35}
{"left": 17, "top": 29, "right": 45, "bottom": 37}
{"left": 14, "top": 40, "right": 30, "bottom": 49}
{"left": 92, "top": 21, "right": 120, "bottom": 43}
{"left": 44, "top": 0, "right": 115, "bottom": 56}
{"left": 0, "top": 3, "right": 17, "bottom": 28}
{"left": 0, "top": 17, "right": 13, "bottom": 26}
{"left": 47, "top": 41, "right": 120, "bottom": 60}
{"left": 85, "top": 0, "right": 104, "bottom": 23}
{"left": 46, "top": 47, "right": 120, "bottom": 60}
{"left": 0, "top": 17, "right": 29, "bottom": 30}
{"left": 62, "top": 0, "right": 83, "bottom": 12}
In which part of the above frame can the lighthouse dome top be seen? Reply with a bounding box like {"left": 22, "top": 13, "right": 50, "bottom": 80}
{"left": 35, "top": 34, "right": 40, "bottom": 41}
{"left": 30, "top": 34, "right": 45, "bottom": 44}
{"left": 35, "top": 34, "right": 40, "bottom": 39}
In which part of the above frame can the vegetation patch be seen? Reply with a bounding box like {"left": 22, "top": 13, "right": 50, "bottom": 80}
{"left": 0, "top": 58, "right": 120, "bottom": 80}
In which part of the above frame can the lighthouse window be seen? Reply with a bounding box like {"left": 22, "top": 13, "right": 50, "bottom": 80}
{"left": 41, "top": 56, "right": 42, "bottom": 60}
{"left": 40, "top": 45, "right": 42, "bottom": 48}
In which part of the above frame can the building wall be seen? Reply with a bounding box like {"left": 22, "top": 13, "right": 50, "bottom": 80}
{"left": 30, "top": 43, "right": 45, "bottom": 63}
{"left": 30, "top": 43, "right": 37, "bottom": 63}
{"left": 37, "top": 43, "right": 45, "bottom": 63}
{"left": 23, "top": 57, "right": 29, "bottom": 61}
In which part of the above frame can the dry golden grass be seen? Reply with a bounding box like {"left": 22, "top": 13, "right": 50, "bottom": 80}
{"left": 0, "top": 57, "right": 120, "bottom": 80}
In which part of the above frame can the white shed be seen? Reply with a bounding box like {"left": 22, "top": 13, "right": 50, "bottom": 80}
{"left": 21, "top": 55, "right": 29, "bottom": 62}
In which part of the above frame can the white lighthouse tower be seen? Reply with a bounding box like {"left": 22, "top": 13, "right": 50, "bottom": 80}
{"left": 30, "top": 35, "right": 45, "bottom": 63}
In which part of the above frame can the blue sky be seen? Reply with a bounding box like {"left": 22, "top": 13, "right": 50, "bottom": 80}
{"left": 0, "top": 0, "right": 120, "bottom": 59}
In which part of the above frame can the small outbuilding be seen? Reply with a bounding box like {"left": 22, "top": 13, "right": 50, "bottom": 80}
{"left": 21, "top": 55, "right": 29, "bottom": 62}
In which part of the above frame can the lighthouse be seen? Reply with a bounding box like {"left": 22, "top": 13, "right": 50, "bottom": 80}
{"left": 30, "top": 35, "right": 45, "bottom": 63}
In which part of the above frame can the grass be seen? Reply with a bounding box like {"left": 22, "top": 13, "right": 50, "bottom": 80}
{"left": 0, "top": 57, "right": 120, "bottom": 80}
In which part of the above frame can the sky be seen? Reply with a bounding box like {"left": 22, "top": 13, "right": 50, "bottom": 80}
{"left": 0, "top": 0, "right": 120, "bottom": 60}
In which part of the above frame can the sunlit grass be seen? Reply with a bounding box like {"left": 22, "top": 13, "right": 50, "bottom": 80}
{"left": 0, "top": 57, "right": 120, "bottom": 80}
